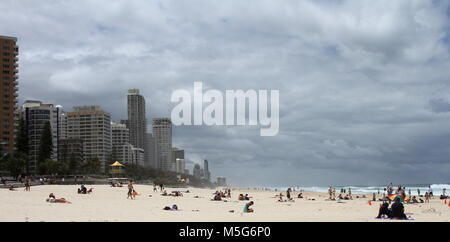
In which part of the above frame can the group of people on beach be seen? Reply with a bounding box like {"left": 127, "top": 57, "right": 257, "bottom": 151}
{"left": 328, "top": 186, "right": 352, "bottom": 201}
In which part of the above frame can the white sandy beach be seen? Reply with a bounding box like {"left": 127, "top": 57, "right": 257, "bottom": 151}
{"left": 1, "top": 184, "right": 449, "bottom": 222}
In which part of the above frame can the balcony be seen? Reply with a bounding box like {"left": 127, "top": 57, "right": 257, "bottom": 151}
{"left": 13, "top": 80, "right": 18, "bottom": 86}
{"left": 14, "top": 57, "right": 18, "bottom": 61}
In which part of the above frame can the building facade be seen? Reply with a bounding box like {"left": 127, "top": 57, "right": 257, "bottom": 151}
{"left": 175, "top": 158, "right": 185, "bottom": 174}
{"left": 111, "top": 121, "right": 133, "bottom": 164}
{"left": 127, "top": 89, "right": 146, "bottom": 154}
{"left": 66, "top": 106, "right": 111, "bottom": 172}
{"left": 193, "top": 163, "right": 201, "bottom": 178}
{"left": 146, "top": 133, "right": 157, "bottom": 168}
{"left": 0, "top": 36, "right": 19, "bottom": 152}
{"left": 152, "top": 118, "right": 172, "bottom": 171}
{"left": 204, "top": 159, "right": 211, "bottom": 181}
{"left": 19, "top": 100, "right": 64, "bottom": 174}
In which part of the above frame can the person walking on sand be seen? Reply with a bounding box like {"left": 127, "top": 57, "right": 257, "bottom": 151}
{"left": 127, "top": 180, "right": 134, "bottom": 199}
{"left": 24, "top": 179, "right": 30, "bottom": 191}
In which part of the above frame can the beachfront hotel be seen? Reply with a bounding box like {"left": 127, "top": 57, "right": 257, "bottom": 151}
{"left": 152, "top": 118, "right": 172, "bottom": 171}
{"left": 18, "top": 100, "right": 65, "bottom": 174}
{"left": 66, "top": 106, "right": 111, "bottom": 172}
{"left": 0, "top": 35, "right": 19, "bottom": 153}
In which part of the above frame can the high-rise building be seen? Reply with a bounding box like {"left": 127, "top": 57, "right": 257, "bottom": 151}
{"left": 111, "top": 121, "right": 133, "bottom": 164}
{"left": 146, "top": 133, "right": 157, "bottom": 168}
{"left": 131, "top": 147, "right": 144, "bottom": 166}
{"left": 175, "top": 158, "right": 185, "bottom": 174}
{"left": 172, "top": 147, "right": 184, "bottom": 172}
{"left": 67, "top": 106, "right": 111, "bottom": 172}
{"left": 193, "top": 163, "right": 201, "bottom": 178}
{"left": 19, "top": 100, "right": 64, "bottom": 174}
{"left": 152, "top": 118, "right": 172, "bottom": 171}
{"left": 127, "top": 89, "right": 146, "bottom": 153}
{"left": 217, "top": 177, "right": 227, "bottom": 186}
{"left": 0, "top": 36, "right": 19, "bottom": 152}
{"left": 204, "top": 159, "right": 211, "bottom": 181}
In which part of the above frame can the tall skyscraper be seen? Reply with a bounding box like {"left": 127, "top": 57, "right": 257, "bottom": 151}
{"left": 204, "top": 159, "right": 211, "bottom": 181}
{"left": 146, "top": 133, "right": 157, "bottom": 168}
{"left": 0, "top": 36, "right": 19, "bottom": 152}
{"left": 67, "top": 106, "right": 111, "bottom": 172}
{"left": 127, "top": 89, "right": 146, "bottom": 154}
{"left": 19, "top": 100, "right": 64, "bottom": 173}
{"left": 152, "top": 118, "right": 172, "bottom": 171}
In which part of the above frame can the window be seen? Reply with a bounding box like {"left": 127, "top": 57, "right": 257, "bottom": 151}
{"left": 2, "top": 46, "right": 9, "bottom": 50}
{"left": 2, "top": 52, "right": 10, "bottom": 56}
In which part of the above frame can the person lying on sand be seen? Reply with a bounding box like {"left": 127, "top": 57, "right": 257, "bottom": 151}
{"left": 298, "top": 193, "right": 303, "bottom": 198}
{"left": 9, "top": 185, "right": 16, "bottom": 191}
{"left": 163, "top": 204, "right": 178, "bottom": 211}
{"left": 213, "top": 193, "right": 222, "bottom": 201}
{"left": 162, "top": 190, "right": 168, "bottom": 196}
{"left": 46, "top": 197, "right": 71, "bottom": 204}
{"left": 49, "top": 193, "right": 56, "bottom": 199}
{"left": 238, "top": 194, "right": 244, "bottom": 200}
{"left": 243, "top": 201, "right": 254, "bottom": 213}
{"left": 170, "top": 191, "right": 183, "bottom": 197}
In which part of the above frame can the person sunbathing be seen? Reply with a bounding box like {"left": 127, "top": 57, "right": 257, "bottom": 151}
{"left": 298, "top": 193, "right": 303, "bottom": 198}
{"left": 244, "top": 201, "right": 254, "bottom": 213}
{"left": 9, "top": 185, "right": 15, "bottom": 191}
{"left": 49, "top": 193, "right": 56, "bottom": 199}
{"left": 162, "top": 190, "right": 168, "bottom": 196}
{"left": 46, "top": 197, "right": 71, "bottom": 204}
{"left": 238, "top": 194, "right": 244, "bottom": 200}
{"left": 213, "top": 193, "right": 222, "bottom": 201}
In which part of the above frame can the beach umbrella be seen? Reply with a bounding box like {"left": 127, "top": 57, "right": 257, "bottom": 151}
{"left": 389, "top": 194, "right": 405, "bottom": 202}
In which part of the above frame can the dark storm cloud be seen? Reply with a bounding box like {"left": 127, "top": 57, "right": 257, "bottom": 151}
{"left": 1, "top": 0, "right": 450, "bottom": 186}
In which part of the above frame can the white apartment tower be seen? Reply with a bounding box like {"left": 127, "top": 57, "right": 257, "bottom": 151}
{"left": 67, "top": 106, "right": 111, "bottom": 172}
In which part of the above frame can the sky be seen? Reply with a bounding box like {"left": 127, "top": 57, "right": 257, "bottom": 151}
{"left": 1, "top": 0, "right": 450, "bottom": 187}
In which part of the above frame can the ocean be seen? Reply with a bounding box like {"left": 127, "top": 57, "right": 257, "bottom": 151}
{"left": 260, "top": 183, "right": 450, "bottom": 195}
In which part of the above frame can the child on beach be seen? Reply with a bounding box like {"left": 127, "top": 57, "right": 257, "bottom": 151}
{"left": 244, "top": 201, "right": 254, "bottom": 213}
